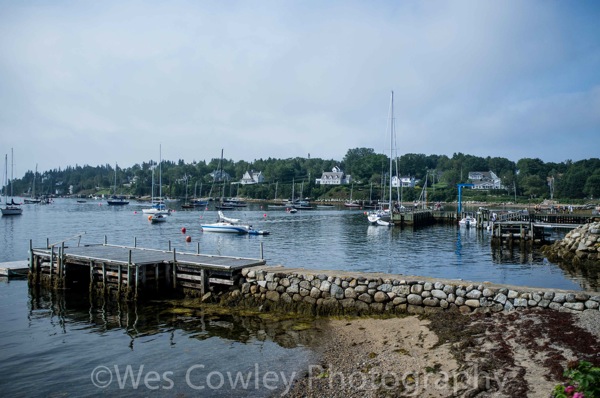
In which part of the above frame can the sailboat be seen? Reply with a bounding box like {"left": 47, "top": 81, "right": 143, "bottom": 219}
{"left": 344, "top": 183, "right": 361, "bottom": 208}
{"left": 24, "top": 164, "right": 41, "bottom": 204}
{"left": 181, "top": 175, "right": 195, "bottom": 209}
{"left": 143, "top": 149, "right": 170, "bottom": 215}
{"left": 367, "top": 91, "right": 396, "bottom": 226}
{"left": 1, "top": 149, "right": 23, "bottom": 216}
{"left": 107, "top": 163, "right": 129, "bottom": 205}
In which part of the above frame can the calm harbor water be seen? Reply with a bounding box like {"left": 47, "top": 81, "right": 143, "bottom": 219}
{"left": 0, "top": 198, "right": 594, "bottom": 396}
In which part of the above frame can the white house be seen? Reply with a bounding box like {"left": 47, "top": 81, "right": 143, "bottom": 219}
{"left": 391, "top": 176, "right": 415, "bottom": 188}
{"left": 315, "top": 166, "right": 351, "bottom": 185}
{"left": 468, "top": 171, "right": 504, "bottom": 190}
{"left": 240, "top": 170, "right": 264, "bottom": 185}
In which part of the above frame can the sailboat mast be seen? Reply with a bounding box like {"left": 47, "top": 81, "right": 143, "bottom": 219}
{"left": 114, "top": 162, "right": 117, "bottom": 195}
{"left": 388, "top": 91, "right": 394, "bottom": 210}
{"left": 159, "top": 144, "right": 162, "bottom": 200}
{"left": 3, "top": 154, "right": 7, "bottom": 202}
{"left": 10, "top": 148, "right": 14, "bottom": 198}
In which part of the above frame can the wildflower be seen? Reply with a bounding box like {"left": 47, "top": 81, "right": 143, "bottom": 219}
{"left": 565, "top": 385, "right": 576, "bottom": 394}
{"left": 572, "top": 393, "right": 584, "bottom": 398}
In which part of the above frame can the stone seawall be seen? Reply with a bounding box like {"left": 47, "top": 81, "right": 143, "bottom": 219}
{"left": 221, "top": 266, "right": 600, "bottom": 315}
{"left": 542, "top": 221, "right": 600, "bottom": 266}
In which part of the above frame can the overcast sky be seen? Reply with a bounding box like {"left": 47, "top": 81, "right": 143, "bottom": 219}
{"left": 1, "top": 0, "right": 599, "bottom": 178}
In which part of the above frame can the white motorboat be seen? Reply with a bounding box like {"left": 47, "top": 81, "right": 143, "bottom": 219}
{"left": 459, "top": 215, "right": 476, "bottom": 227}
{"left": 201, "top": 221, "right": 251, "bottom": 234}
{"left": 149, "top": 213, "right": 168, "bottom": 223}
{"left": 368, "top": 209, "right": 391, "bottom": 225}
{"left": 376, "top": 218, "right": 393, "bottom": 227}
{"left": 201, "top": 211, "right": 251, "bottom": 234}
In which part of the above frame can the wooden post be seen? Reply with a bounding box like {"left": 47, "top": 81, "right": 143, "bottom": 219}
{"left": 50, "top": 245, "right": 54, "bottom": 280}
{"left": 155, "top": 264, "right": 159, "bottom": 291}
{"left": 104, "top": 235, "right": 107, "bottom": 245}
{"left": 118, "top": 264, "right": 122, "bottom": 294}
{"left": 57, "top": 245, "right": 62, "bottom": 280}
{"left": 134, "top": 237, "right": 137, "bottom": 247}
{"left": 102, "top": 262, "right": 107, "bottom": 290}
{"left": 46, "top": 237, "right": 50, "bottom": 249}
{"left": 29, "top": 240, "right": 33, "bottom": 272}
{"left": 197, "top": 242, "right": 200, "bottom": 254}
{"left": 165, "top": 263, "right": 171, "bottom": 287}
{"left": 260, "top": 242, "right": 264, "bottom": 260}
{"left": 168, "top": 240, "right": 172, "bottom": 252}
{"left": 61, "top": 242, "right": 66, "bottom": 280}
{"left": 200, "top": 268, "right": 206, "bottom": 295}
{"left": 127, "top": 250, "right": 132, "bottom": 289}
{"left": 89, "top": 261, "right": 94, "bottom": 291}
{"left": 135, "top": 265, "right": 139, "bottom": 299}
{"left": 172, "top": 248, "right": 177, "bottom": 289}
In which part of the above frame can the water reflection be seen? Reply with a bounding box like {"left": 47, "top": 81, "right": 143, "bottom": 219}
{"left": 27, "top": 285, "right": 321, "bottom": 350}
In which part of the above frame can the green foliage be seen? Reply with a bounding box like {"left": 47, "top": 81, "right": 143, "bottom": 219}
{"left": 553, "top": 360, "right": 600, "bottom": 398}
{"left": 5, "top": 150, "right": 599, "bottom": 202}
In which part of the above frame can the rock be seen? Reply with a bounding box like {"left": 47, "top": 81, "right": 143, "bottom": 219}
{"left": 431, "top": 289, "right": 447, "bottom": 300}
{"left": 310, "top": 287, "right": 321, "bottom": 299}
{"left": 378, "top": 283, "right": 393, "bottom": 292}
{"left": 265, "top": 291, "right": 280, "bottom": 302}
{"left": 355, "top": 285, "right": 368, "bottom": 294}
{"left": 407, "top": 294, "right": 423, "bottom": 305}
{"left": 585, "top": 300, "right": 600, "bottom": 310}
{"left": 465, "top": 299, "right": 480, "bottom": 308}
{"left": 392, "top": 285, "right": 410, "bottom": 295}
{"left": 358, "top": 293, "right": 373, "bottom": 303}
{"left": 466, "top": 290, "right": 482, "bottom": 299}
{"left": 423, "top": 297, "right": 439, "bottom": 307}
{"left": 553, "top": 293, "right": 566, "bottom": 303}
{"left": 330, "top": 283, "right": 344, "bottom": 299}
{"left": 494, "top": 293, "right": 508, "bottom": 305}
{"left": 374, "top": 291, "right": 389, "bottom": 303}
{"left": 563, "top": 302, "right": 584, "bottom": 311}
{"left": 410, "top": 284, "right": 424, "bottom": 294}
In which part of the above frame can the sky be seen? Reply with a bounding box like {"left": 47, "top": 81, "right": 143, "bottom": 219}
{"left": 1, "top": 0, "right": 599, "bottom": 178}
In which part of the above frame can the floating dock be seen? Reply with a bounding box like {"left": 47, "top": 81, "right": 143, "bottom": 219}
{"left": 0, "top": 260, "right": 29, "bottom": 278}
{"left": 28, "top": 240, "right": 267, "bottom": 300}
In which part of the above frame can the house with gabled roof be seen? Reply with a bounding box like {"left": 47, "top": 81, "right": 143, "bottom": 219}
{"left": 468, "top": 171, "right": 504, "bottom": 190}
{"left": 240, "top": 170, "right": 264, "bottom": 185}
{"left": 315, "top": 166, "right": 351, "bottom": 185}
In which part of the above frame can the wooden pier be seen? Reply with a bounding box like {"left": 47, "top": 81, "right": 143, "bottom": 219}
{"left": 391, "top": 209, "right": 446, "bottom": 226}
{"left": 28, "top": 240, "right": 267, "bottom": 301}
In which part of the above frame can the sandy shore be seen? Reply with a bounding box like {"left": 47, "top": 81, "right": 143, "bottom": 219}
{"left": 284, "top": 308, "right": 600, "bottom": 397}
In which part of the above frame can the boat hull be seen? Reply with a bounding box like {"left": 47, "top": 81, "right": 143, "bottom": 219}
{"left": 1, "top": 207, "right": 23, "bottom": 216}
{"left": 107, "top": 200, "right": 129, "bottom": 206}
{"left": 201, "top": 223, "right": 250, "bottom": 234}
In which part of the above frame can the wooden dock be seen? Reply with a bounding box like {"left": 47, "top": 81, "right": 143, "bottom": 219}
{"left": 0, "top": 260, "right": 29, "bottom": 278}
{"left": 28, "top": 242, "right": 267, "bottom": 300}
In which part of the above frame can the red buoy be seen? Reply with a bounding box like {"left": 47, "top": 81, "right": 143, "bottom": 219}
{"left": 181, "top": 227, "right": 186, "bottom": 234}
{"left": 185, "top": 236, "right": 191, "bottom": 242}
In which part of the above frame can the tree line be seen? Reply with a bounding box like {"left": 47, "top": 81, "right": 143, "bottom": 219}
{"left": 5, "top": 149, "right": 600, "bottom": 204}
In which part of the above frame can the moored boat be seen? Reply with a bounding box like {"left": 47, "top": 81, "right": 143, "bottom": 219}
{"left": 1, "top": 150, "right": 23, "bottom": 216}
